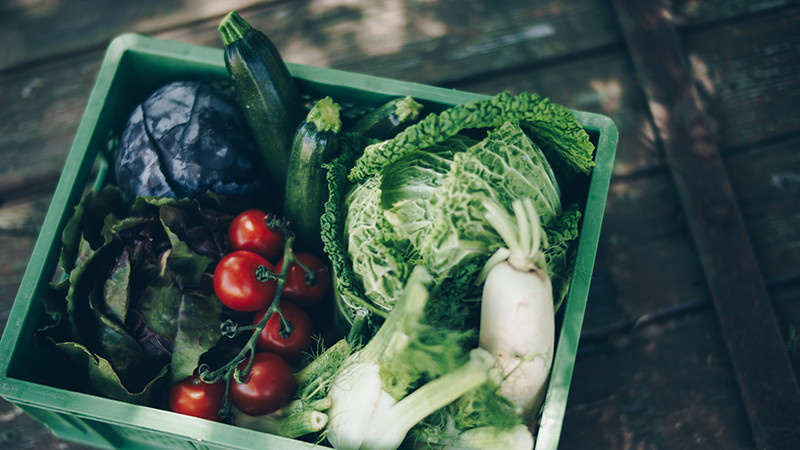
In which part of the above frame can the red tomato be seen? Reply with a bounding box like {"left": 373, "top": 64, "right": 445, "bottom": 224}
{"left": 276, "top": 252, "right": 331, "bottom": 307}
{"left": 168, "top": 375, "right": 226, "bottom": 422}
{"left": 214, "top": 250, "right": 277, "bottom": 312}
{"left": 228, "top": 209, "right": 284, "bottom": 261}
{"left": 253, "top": 301, "right": 313, "bottom": 359}
{"left": 230, "top": 352, "right": 295, "bottom": 416}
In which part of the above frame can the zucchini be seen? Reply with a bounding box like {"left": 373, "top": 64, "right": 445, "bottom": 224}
{"left": 349, "top": 96, "right": 424, "bottom": 140}
{"left": 218, "top": 11, "right": 303, "bottom": 205}
{"left": 284, "top": 97, "right": 342, "bottom": 254}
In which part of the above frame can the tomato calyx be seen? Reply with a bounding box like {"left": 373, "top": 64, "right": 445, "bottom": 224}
{"left": 254, "top": 264, "right": 280, "bottom": 282}
{"left": 265, "top": 213, "right": 291, "bottom": 235}
{"left": 292, "top": 257, "right": 325, "bottom": 287}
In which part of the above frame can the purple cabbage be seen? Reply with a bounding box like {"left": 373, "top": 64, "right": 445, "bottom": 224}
{"left": 114, "top": 80, "right": 265, "bottom": 202}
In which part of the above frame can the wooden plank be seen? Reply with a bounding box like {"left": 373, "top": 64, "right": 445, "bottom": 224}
{"left": 611, "top": 0, "right": 800, "bottom": 447}
{"left": 0, "top": 194, "right": 53, "bottom": 236}
{"left": 674, "top": 0, "right": 800, "bottom": 26}
{"left": 563, "top": 310, "right": 753, "bottom": 448}
{"left": 156, "top": 0, "right": 623, "bottom": 85}
{"left": 725, "top": 136, "right": 800, "bottom": 280}
{"left": 682, "top": 7, "right": 800, "bottom": 149}
{"left": 0, "top": 52, "right": 99, "bottom": 195}
{"left": 1, "top": 0, "right": 622, "bottom": 80}
{"left": 593, "top": 175, "right": 708, "bottom": 316}
{"left": 0, "top": 0, "right": 276, "bottom": 72}
{"left": 726, "top": 137, "right": 800, "bottom": 379}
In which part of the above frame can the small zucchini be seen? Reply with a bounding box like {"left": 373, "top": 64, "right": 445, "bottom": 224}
{"left": 284, "top": 97, "right": 342, "bottom": 254}
{"left": 350, "top": 96, "right": 424, "bottom": 140}
{"left": 218, "top": 11, "right": 303, "bottom": 205}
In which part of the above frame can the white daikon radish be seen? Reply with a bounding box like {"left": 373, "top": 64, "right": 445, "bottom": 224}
{"left": 478, "top": 197, "right": 555, "bottom": 417}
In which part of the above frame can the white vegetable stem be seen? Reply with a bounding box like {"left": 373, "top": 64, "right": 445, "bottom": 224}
{"left": 326, "top": 267, "right": 500, "bottom": 450}
{"left": 327, "top": 349, "right": 496, "bottom": 450}
{"left": 232, "top": 405, "right": 329, "bottom": 439}
{"left": 479, "top": 198, "right": 555, "bottom": 416}
{"left": 444, "top": 424, "right": 535, "bottom": 450}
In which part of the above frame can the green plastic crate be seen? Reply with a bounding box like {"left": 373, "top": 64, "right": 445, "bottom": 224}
{"left": 0, "top": 33, "right": 617, "bottom": 449}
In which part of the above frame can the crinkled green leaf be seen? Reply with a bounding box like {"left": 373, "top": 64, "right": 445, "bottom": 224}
{"left": 100, "top": 213, "right": 153, "bottom": 246}
{"left": 136, "top": 251, "right": 182, "bottom": 339}
{"left": 544, "top": 204, "right": 582, "bottom": 310}
{"left": 56, "top": 340, "right": 167, "bottom": 406}
{"left": 160, "top": 213, "right": 213, "bottom": 289}
{"left": 103, "top": 249, "right": 131, "bottom": 324}
{"left": 344, "top": 175, "right": 412, "bottom": 312}
{"left": 66, "top": 236, "right": 114, "bottom": 344}
{"left": 37, "top": 280, "right": 70, "bottom": 342}
{"left": 59, "top": 186, "right": 125, "bottom": 273}
{"left": 420, "top": 121, "right": 562, "bottom": 285}
{"left": 90, "top": 300, "right": 156, "bottom": 383}
{"left": 129, "top": 195, "right": 185, "bottom": 216}
{"left": 380, "top": 142, "right": 460, "bottom": 249}
{"left": 349, "top": 91, "right": 594, "bottom": 183}
{"left": 320, "top": 133, "right": 383, "bottom": 321}
{"left": 170, "top": 293, "right": 223, "bottom": 384}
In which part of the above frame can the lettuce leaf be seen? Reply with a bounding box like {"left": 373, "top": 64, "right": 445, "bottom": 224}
{"left": 42, "top": 186, "right": 228, "bottom": 401}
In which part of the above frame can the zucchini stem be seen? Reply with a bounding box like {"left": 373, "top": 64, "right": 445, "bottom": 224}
{"left": 393, "top": 96, "right": 424, "bottom": 123}
{"left": 306, "top": 97, "right": 342, "bottom": 133}
{"left": 218, "top": 11, "right": 252, "bottom": 47}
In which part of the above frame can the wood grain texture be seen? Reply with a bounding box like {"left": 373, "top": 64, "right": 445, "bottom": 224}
{"left": 611, "top": 0, "right": 800, "bottom": 447}
{"left": 157, "top": 0, "right": 623, "bottom": 85}
{"left": 0, "top": 0, "right": 276, "bottom": 72}
{"left": 683, "top": 7, "right": 800, "bottom": 149}
{"left": 725, "top": 136, "right": 800, "bottom": 281}
{"left": 0, "top": 53, "right": 100, "bottom": 198}
{"left": 674, "top": 0, "right": 800, "bottom": 26}
{"left": 564, "top": 310, "right": 753, "bottom": 449}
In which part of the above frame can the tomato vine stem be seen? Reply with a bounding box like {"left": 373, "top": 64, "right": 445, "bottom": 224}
{"left": 198, "top": 233, "right": 298, "bottom": 417}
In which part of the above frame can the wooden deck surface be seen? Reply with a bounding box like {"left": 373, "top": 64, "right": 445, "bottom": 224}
{"left": 1, "top": 1, "right": 799, "bottom": 448}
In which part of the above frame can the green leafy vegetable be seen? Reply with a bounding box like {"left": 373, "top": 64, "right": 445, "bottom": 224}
{"left": 347, "top": 91, "right": 595, "bottom": 183}
{"left": 338, "top": 119, "right": 580, "bottom": 319}
{"left": 41, "top": 186, "right": 230, "bottom": 400}
{"left": 56, "top": 340, "right": 168, "bottom": 406}
{"left": 419, "top": 121, "right": 563, "bottom": 284}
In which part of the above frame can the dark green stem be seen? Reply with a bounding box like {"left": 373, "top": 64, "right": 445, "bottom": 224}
{"left": 218, "top": 11, "right": 252, "bottom": 47}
